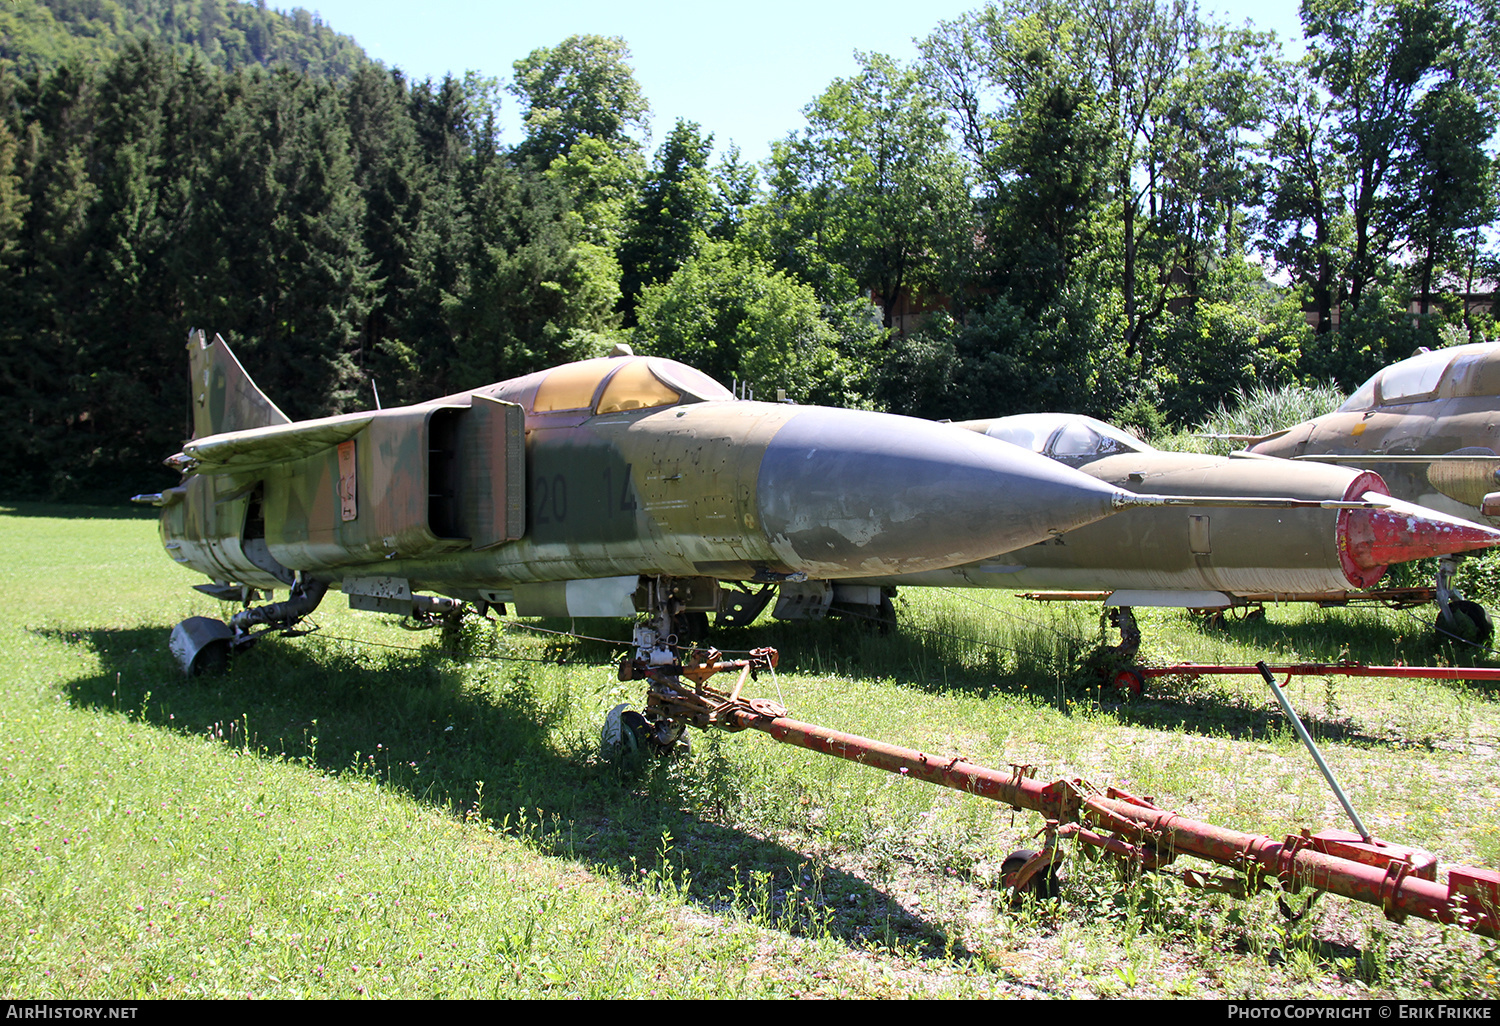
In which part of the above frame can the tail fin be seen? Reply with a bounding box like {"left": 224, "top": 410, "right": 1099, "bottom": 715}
{"left": 187, "top": 329, "right": 290, "bottom": 438}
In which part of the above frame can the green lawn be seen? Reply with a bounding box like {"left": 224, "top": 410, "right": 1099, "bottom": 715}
{"left": 2, "top": 502, "right": 1497, "bottom": 998}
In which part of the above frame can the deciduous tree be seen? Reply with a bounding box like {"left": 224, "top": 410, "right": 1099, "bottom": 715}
{"left": 509, "top": 34, "right": 649, "bottom": 167}
{"left": 768, "top": 52, "right": 973, "bottom": 328}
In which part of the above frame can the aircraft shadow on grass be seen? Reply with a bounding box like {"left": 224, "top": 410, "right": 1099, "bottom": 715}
{"left": 41, "top": 621, "right": 1467, "bottom": 978}
{"left": 48, "top": 622, "right": 1021, "bottom": 965}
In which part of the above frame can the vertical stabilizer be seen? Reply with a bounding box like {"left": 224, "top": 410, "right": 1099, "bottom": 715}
{"left": 187, "top": 329, "right": 291, "bottom": 438}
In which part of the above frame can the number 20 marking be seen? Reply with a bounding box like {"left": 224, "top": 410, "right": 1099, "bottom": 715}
{"left": 533, "top": 474, "right": 567, "bottom": 524}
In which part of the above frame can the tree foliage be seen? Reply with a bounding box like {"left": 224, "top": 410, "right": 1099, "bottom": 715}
{"left": 509, "top": 34, "right": 649, "bottom": 167}
{"left": 635, "top": 242, "right": 878, "bottom": 406}
{"left": 0, "top": 0, "right": 367, "bottom": 80}
{"left": 619, "top": 119, "right": 717, "bottom": 322}
{"left": 1, "top": 3, "right": 1498, "bottom": 501}
{"left": 0, "top": 41, "right": 618, "bottom": 496}
{"left": 766, "top": 52, "right": 974, "bottom": 326}
{"left": 1271, "top": 0, "right": 1498, "bottom": 339}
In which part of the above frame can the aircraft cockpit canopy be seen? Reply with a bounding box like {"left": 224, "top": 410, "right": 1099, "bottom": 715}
{"left": 973, "top": 413, "right": 1154, "bottom": 467}
{"left": 1337, "top": 342, "right": 1500, "bottom": 412}
{"left": 495, "top": 355, "right": 736, "bottom": 417}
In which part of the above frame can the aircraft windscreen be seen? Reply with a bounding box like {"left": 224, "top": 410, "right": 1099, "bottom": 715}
{"left": 1338, "top": 374, "right": 1378, "bottom": 413}
{"left": 981, "top": 413, "right": 1152, "bottom": 459}
{"left": 1337, "top": 344, "right": 1500, "bottom": 412}
{"left": 981, "top": 413, "right": 1070, "bottom": 452}
{"left": 648, "top": 359, "right": 736, "bottom": 403}
{"left": 1435, "top": 343, "right": 1499, "bottom": 398}
{"left": 1051, "top": 420, "right": 1101, "bottom": 456}
{"left": 1065, "top": 419, "right": 1154, "bottom": 457}
{"left": 522, "top": 356, "right": 734, "bottom": 416}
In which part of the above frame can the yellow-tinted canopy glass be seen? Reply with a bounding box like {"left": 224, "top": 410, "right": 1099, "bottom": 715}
{"left": 595, "top": 359, "right": 681, "bottom": 414}
{"left": 532, "top": 359, "right": 618, "bottom": 412}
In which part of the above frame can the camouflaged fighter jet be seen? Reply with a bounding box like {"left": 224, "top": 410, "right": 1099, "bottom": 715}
{"left": 143, "top": 330, "right": 1245, "bottom": 673}
{"left": 1243, "top": 342, "right": 1500, "bottom": 637}
{"left": 1248, "top": 342, "right": 1500, "bottom": 524}
{"left": 790, "top": 413, "right": 1500, "bottom": 632}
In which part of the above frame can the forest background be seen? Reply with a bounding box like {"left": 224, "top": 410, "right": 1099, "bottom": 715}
{"left": 0, "top": 0, "right": 1497, "bottom": 499}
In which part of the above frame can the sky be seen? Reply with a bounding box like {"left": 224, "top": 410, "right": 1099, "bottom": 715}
{"left": 293, "top": 0, "right": 1307, "bottom": 166}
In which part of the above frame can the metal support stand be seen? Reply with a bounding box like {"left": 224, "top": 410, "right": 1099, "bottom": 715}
{"left": 1256, "top": 661, "right": 1372, "bottom": 842}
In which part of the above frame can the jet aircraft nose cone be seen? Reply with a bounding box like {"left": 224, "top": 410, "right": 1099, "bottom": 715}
{"left": 755, "top": 409, "right": 1124, "bottom": 578}
{"left": 1341, "top": 491, "right": 1500, "bottom": 586}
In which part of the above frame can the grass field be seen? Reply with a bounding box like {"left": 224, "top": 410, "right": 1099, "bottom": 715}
{"left": 2, "top": 502, "right": 1499, "bottom": 998}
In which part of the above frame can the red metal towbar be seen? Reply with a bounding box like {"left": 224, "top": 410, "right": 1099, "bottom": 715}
{"left": 733, "top": 707, "right": 1500, "bottom": 937}
{"left": 628, "top": 645, "right": 1500, "bottom": 939}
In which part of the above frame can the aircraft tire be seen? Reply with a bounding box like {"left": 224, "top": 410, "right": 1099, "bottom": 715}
{"left": 602, "top": 705, "right": 691, "bottom": 765}
{"left": 601, "top": 703, "right": 648, "bottom": 762}
{"left": 671, "top": 611, "right": 711, "bottom": 647}
{"left": 189, "top": 638, "right": 232, "bottom": 677}
{"left": 1437, "top": 600, "right": 1494, "bottom": 645}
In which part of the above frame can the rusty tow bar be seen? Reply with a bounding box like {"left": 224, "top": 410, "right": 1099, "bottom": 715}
{"left": 628, "top": 647, "right": 1500, "bottom": 938}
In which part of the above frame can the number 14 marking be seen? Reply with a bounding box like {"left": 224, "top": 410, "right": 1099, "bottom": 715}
{"left": 604, "top": 464, "right": 637, "bottom": 516}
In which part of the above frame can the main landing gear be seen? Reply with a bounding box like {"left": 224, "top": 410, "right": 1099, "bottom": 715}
{"left": 1434, "top": 554, "right": 1494, "bottom": 645}
{"left": 169, "top": 576, "right": 330, "bottom": 675}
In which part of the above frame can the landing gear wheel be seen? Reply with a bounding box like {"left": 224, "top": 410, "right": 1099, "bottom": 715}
{"left": 188, "top": 638, "right": 231, "bottom": 677}
{"left": 1000, "top": 848, "right": 1061, "bottom": 900}
{"left": 671, "top": 611, "right": 711, "bottom": 648}
{"left": 170, "top": 616, "right": 236, "bottom": 677}
{"left": 440, "top": 604, "right": 470, "bottom": 654}
{"left": 601, "top": 703, "right": 649, "bottom": 761}
{"left": 1437, "top": 599, "right": 1493, "bottom": 645}
{"left": 601, "top": 704, "right": 692, "bottom": 765}
{"left": 1103, "top": 606, "right": 1141, "bottom": 662}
